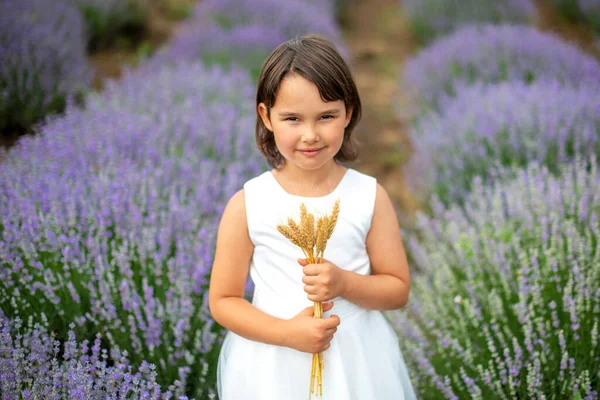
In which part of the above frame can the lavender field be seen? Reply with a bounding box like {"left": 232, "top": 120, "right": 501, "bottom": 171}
{"left": 1, "top": 0, "right": 599, "bottom": 399}
{"left": 395, "top": 1, "right": 600, "bottom": 399}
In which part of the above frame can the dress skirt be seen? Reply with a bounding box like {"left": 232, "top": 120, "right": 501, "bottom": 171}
{"left": 217, "top": 296, "right": 416, "bottom": 400}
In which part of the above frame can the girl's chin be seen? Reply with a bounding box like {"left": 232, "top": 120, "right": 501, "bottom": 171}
{"left": 291, "top": 158, "right": 335, "bottom": 171}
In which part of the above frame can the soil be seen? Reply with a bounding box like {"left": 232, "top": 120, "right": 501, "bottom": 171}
{"left": 339, "top": 0, "right": 420, "bottom": 223}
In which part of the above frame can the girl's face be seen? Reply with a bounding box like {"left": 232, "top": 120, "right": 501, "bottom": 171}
{"left": 258, "top": 73, "right": 352, "bottom": 171}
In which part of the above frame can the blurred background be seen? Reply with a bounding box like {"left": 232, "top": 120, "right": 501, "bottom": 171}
{"left": 1, "top": 0, "right": 599, "bottom": 399}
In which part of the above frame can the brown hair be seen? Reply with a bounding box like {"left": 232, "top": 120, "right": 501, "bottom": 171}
{"left": 255, "top": 34, "right": 362, "bottom": 168}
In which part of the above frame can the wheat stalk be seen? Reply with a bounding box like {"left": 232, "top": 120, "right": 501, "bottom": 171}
{"left": 276, "top": 199, "right": 340, "bottom": 398}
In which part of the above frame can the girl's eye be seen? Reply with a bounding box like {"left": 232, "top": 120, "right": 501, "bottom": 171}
{"left": 285, "top": 115, "right": 333, "bottom": 121}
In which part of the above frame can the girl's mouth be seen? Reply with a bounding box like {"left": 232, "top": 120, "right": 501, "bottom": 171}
{"left": 298, "top": 147, "right": 324, "bottom": 157}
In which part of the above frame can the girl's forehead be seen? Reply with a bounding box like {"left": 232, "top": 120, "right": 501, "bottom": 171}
{"left": 278, "top": 74, "right": 316, "bottom": 94}
{"left": 273, "top": 74, "right": 343, "bottom": 110}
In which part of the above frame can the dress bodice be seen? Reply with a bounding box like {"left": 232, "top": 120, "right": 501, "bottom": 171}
{"left": 243, "top": 168, "right": 377, "bottom": 319}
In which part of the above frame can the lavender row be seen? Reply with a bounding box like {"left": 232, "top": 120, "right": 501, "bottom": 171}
{"left": 400, "top": 0, "right": 536, "bottom": 44}
{"left": 402, "top": 24, "right": 600, "bottom": 111}
{"left": 0, "top": 0, "right": 92, "bottom": 133}
{"left": 0, "top": 316, "right": 178, "bottom": 399}
{"left": 390, "top": 158, "right": 600, "bottom": 399}
{"left": 404, "top": 80, "right": 600, "bottom": 204}
{"left": 0, "top": 63, "right": 265, "bottom": 398}
{"left": 149, "top": 0, "right": 346, "bottom": 78}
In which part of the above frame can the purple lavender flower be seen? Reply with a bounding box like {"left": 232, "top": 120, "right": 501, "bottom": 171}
{"left": 389, "top": 157, "right": 600, "bottom": 399}
{"left": 0, "top": 317, "right": 175, "bottom": 399}
{"left": 86, "top": 61, "right": 263, "bottom": 168}
{"left": 403, "top": 24, "right": 600, "bottom": 109}
{"left": 401, "top": 0, "right": 536, "bottom": 43}
{"left": 0, "top": 0, "right": 92, "bottom": 132}
{"left": 150, "top": 22, "right": 286, "bottom": 76}
{"left": 194, "top": 0, "right": 341, "bottom": 40}
{"left": 404, "top": 80, "right": 600, "bottom": 203}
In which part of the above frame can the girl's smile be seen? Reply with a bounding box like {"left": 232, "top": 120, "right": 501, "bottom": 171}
{"left": 297, "top": 146, "right": 326, "bottom": 157}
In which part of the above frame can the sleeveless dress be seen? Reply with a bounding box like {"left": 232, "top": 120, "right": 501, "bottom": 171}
{"left": 217, "top": 168, "right": 417, "bottom": 400}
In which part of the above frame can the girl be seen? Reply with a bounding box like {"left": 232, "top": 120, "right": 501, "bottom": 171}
{"left": 209, "top": 34, "right": 416, "bottom": 400}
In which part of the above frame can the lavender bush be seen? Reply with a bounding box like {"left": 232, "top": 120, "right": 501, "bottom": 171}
{"left": 199, "top": 0, "right": 340, "bottom": 37}
{"left": 0, "top": 63, "right": 265, "bottom": 397}
{"left": 0, "top": 0, "right": 92, "bottom": 133}
{"left": 404, "top": 81, "right": 600, "bottom": 204}
{"left": 402, "top": 24, "right": 600, "bottom": 110}
{"left": 390, "top": 158, "right": 600, "bottom": 399}
{"left": 85, "top": 61, "right": 259, "bottom": 165}
{"left": 69, "top": 0, "right": 148, "bottom": 49}
{"left": 400, "top": 0, "right": 536, "bottom": 44}
{"left": 150, "top": 0, "right": 346, "bottom": 78}
{"left": 0, "top": 316, "right": 178, "bottom": 399}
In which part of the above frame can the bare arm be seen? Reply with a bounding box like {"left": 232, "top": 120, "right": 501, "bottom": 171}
{"left": 340, "top": 183, "right": 411, "bottom": 310}
{"left": 208, "top": 190, "right": 288, "bottom": 346}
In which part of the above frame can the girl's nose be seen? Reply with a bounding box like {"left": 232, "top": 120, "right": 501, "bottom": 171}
{"left": 302, "top": 127, "right": 320, "bottom": 143}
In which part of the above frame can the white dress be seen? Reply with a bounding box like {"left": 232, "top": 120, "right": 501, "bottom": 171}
{"left": 217, "top": 168, "right": 417, "bottom": 400}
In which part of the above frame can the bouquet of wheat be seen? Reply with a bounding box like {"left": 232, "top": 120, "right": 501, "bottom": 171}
{"left": 277, "top": 199, "right": 340, "bottom": 398}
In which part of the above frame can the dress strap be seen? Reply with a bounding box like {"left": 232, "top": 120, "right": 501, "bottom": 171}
{"left": 337, "top": 168, "right": 377, "bottom": 237}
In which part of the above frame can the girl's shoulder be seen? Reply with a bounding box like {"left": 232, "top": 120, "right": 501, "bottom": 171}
{"left": 345, "top": 167, "right": 376, "bottom": 182}
{"left": 223, "top": 189, "right": 247, "bottom": 219}
{"left": 342, "top": 167, "right": 377, "bottom": 194}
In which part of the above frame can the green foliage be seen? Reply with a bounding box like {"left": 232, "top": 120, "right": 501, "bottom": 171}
{"left": 75, "top": 1, "right": 148, "bottom": 50}
{"left": 393, "top": 160, "right": 600, "bottom": 399}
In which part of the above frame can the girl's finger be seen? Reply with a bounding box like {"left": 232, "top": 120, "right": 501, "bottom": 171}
{"left": 302, "top": 264, "right": 320, "bottom": 276}
{"left": 303, "top": 284, "right": 317, "bottom": 294}
{"left": 301, "top": 275, "right": 318, "bottom": 285}
{"left": 297, "top": 258, "right": 309, "bottom": 266}
{"left": 307, "top": 294, "right": 321, "bottom": 302}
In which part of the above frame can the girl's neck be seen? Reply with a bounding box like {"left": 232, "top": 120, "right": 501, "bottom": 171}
{"left": 272, "top": 161, "right": 347, "bottom": 197}
{"left": 276, "top": 161, "right": 341, "bottom": 183}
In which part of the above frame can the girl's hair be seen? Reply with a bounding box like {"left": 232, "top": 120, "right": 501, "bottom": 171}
{"left": 255, "top": 34, "right": 362, "bottom": 168}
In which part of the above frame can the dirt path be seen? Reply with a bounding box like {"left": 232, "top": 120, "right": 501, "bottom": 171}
{"left": 339, "top": 0, "right": 420, "bottom": 222}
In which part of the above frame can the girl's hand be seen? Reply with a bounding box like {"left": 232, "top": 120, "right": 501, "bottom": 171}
{"left": 282, "top": 302, "right": 339, "bottom": 354}
{"left": 298, "top": 258, "right": 347, "bottom": 302}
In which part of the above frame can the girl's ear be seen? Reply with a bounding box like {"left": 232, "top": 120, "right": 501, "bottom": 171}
{"left": 344, "top": 106, "right": 353, "bottom": 128}
{"left": 257, "top": 102, "right": 273, "bottom": 132}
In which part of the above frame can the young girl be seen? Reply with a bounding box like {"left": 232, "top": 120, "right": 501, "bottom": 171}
{"left": 209, "top": 34, "right": 416, "bottom": 400}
